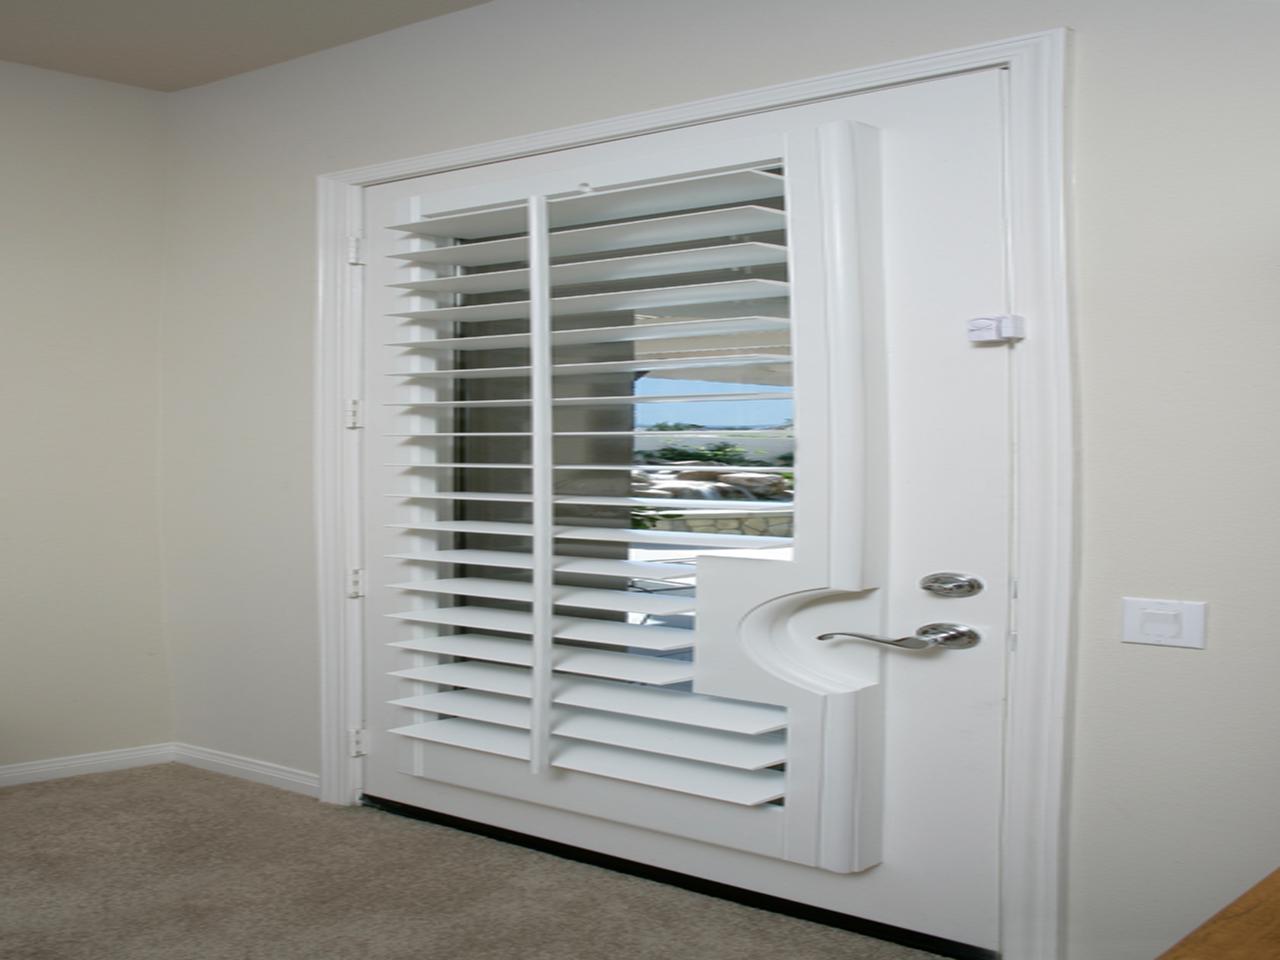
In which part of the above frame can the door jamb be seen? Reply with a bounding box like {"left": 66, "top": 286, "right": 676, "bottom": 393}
{"left": 315, "top": 29, "right": 1070, "bottom": 960}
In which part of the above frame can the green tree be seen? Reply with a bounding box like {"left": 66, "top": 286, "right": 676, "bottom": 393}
{"left": 646, "top": 421, "right": 705, "bottom": 431}
{"left": 637, "top": 441, "right": 772, "bottom": 466}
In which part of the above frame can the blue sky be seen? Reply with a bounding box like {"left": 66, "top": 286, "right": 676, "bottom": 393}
{"left": 633, "top": 377, "right": 792, "bottom": 428}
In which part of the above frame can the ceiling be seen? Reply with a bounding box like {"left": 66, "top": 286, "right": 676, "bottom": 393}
{"left": 0, "top": 0, "right": 494, "bottom": 91}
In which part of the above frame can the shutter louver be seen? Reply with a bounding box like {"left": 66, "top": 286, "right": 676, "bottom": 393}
{"left": 381, "top": 165, "right": 797, "bottom": 811}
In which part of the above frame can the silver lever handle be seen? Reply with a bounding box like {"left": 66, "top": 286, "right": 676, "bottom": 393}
{"left": 817, "top": 622, "right": 981, "bottom": 651}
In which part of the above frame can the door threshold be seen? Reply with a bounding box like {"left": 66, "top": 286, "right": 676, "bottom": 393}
{"left": 361, "top": 794, "right": 998, "bottom": 960}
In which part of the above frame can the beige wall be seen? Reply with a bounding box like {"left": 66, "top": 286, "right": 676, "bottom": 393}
{"left": 0, "top": 62, "right": 172, "bottom": 762}
{"left": 4, "top": 0, "right": 1276, "bottom": 957}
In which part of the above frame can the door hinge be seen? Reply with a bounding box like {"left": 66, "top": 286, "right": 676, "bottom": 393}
{"left": 346, "top": 235, "right": 366, "bottom": 266}
{"left": 967, "top": 314, "right": 1026, "bottom": 343}
{"left": 348, "top": 728, "right": 368, "bottom": 758}
{"left": 347, "top": 567, "right": 365, "bottom": 599}
{"left": 344, "top": 398, "right": 362, "bottom": 430}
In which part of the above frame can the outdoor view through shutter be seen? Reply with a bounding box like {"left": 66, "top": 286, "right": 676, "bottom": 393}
{"left": 364, "top": 122, "right": 886, "bottom": 873}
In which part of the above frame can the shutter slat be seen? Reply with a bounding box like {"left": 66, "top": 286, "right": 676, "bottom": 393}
{"left": 391, "top": 430, "right": 791, "bottom": 446}
{"left": 554, "top": 618, "right": 692, "bottom": 651}
{"left": 554, "top": 676, "right": 786, "bottom": 735}
{"left": 551, "top": 742, "right": 785, "bottom": 806}
{"left": 390, "top": 632, "right": 530, "bottom": 665}
{"left": 387, "top": 431, "right": 532, "bottom": 437}
{"left": 552, "top": 494, "right": 792, "bottom": 512}
{"left": 395, "top": 690, "right": 531, "bottom": 728}
{"left": 387, "top": 392, "right": 797, "bottom": 408}
{"left": 387, "top": 549, "right": 694, "bottom": 581}
{"left": 553, "top": 463, "right": 792, "bottom": 474}
{"left": 388, "top": 577, "right": 695, "bottom": 616}
{"left": 389, "top": 635, "right": 694, "bottom": 685}
{"left": 389, "top": 353, "right": 791, "bottom": 380}
{"left": 393, "top": 661, "right": 531, "bottom": 696}
{"left": 389, "top": 608, "right": 694, "bottom": 652}
{"left": 553, "top": 430, "right": 793, "bottom": 441}
{"left": 390, "top": 205, "right": 784, "bottom": 267}
{"left": 393, "top": 279, "right": 787, "bottom": 324}
{"left": 556, "top": 525, "right": 791, "bottom": 550}
{"left": 391, "top": 242, "right": 786, "bottom": 296}
{"left": 551, "top": 354, "right": 790, "bottom": 375}
{"left": 388, "top": 607, "right": 535, "bottom": 637}
{"left": 389, "top": 316, "right": 789, "bottom": 351}
{"left": 388, "top": 201, "right": 525, "bottom": 240}
{"left": 554, "top": 649, "right": 694, "bottom": 685}
{"left": 552, "top": 390, "right": 791, "bottom": 407}
{"left": 391, "top": 169, "right": 782, "bottom": 239}
{"left": 554, "top": 710, "right": 786, "bottom": 770}
{"left": 393, "top": 492, "right": 533, "bottom": 504}
{"left": 391, "top": 718, "right": 529, "bottom": 760}
{"left": 556, "top": 584, "right": 694, "bottom": 616}
{"left": 385, "top": 462, "right": 531, "bottom": 469}
{"left": 391, "top": 520, "right": 534, "bottom": 537}
{"left": 392, "top": 519, "right": 791, "bottom": 550}
{"left": 547, "top": 168, "right": 784, "bottom": 229}
{"left": 387, "top": 398, "right": 533, "bottom": 409}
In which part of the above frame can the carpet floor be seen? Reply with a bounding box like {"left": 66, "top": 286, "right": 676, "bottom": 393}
{"left": 0, "top": 764, "right": 944, "bottom": 960}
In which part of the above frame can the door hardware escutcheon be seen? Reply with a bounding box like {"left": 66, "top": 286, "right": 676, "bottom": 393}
{"left": 817, "top": 622, "right": 981, "bottom": 651}
{"left": 919, "top": 572, "right": 984, "bottom": 598}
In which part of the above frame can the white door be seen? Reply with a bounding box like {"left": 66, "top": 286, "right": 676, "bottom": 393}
{"left": 360, "top": 69, "right": 1011, "bottom": 952}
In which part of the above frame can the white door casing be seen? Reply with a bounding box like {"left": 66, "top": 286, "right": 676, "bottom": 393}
{"left": 316, "top": 31, "right": 1069, "bottom": 960}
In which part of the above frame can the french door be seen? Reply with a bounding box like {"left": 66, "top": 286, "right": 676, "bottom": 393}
{"left": 360, "top": 69, "right": 1012, "bottom": 951}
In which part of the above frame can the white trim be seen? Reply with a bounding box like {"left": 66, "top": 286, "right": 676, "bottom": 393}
{"left": 172, "top": 743, "right": 320, "bottom": 797}
{"left": 0, "top": 743, "right": 320, "bottom": 798}
{"left": 316, "top": 175, "right": 366, "bottom": 805}
{"left": 998, "top": 29, "right": 1072, "bottom": 960}
{"left": 315, "top": 29, "right": 1071, "bottom": 960}
{"left": 0, "top": 743, "right": 176, "bottom": 787}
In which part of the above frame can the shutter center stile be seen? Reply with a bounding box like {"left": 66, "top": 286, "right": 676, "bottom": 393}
{"left": 527, "top": 195, "right": 555, "bottom": 775}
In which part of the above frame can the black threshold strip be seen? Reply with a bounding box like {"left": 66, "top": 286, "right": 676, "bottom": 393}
{"left": 362, "top": 794, "right": 998, "bottom": 960}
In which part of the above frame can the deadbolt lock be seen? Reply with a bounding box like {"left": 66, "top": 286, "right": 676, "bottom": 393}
{"left": 919, "top": 572, "right": 984, "bottom": 598}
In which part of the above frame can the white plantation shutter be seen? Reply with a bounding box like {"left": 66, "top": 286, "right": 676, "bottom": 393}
{"left": 365, "top": 122, "right": 884, "bottom": 871}
{"left": 383, "top": 167, "right": 793, "bottom": 805}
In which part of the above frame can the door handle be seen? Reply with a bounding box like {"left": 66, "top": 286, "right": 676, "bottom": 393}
{"left": 817, "top": 622, "right": 981, "bottom": 651}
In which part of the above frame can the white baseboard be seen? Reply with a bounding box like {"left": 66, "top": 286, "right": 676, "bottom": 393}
{"left": 0, "top": 742, "right": 319, "bottom": 797}
{"left": 171, "top": 743, "right": 319, "bottom": 797}
{"left": 0, "top": 743, "right": 176, "bottom": 787}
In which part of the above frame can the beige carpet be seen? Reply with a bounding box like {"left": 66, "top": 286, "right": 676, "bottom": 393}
{"left": 0, "top": 764, "right": 943, "bottom": 960}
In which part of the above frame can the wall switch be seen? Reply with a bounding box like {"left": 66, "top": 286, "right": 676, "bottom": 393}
{"left": 1122, "top": 597, "right": 1207, "bottom": 649}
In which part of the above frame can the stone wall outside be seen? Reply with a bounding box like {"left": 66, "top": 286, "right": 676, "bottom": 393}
{"left": 647, "top": 510, "right": 793, "bottom": 538}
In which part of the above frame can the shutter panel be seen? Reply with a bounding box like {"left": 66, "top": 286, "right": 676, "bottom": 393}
{"left": 368, "top": 124, "right": 884, "bottom": 875}
{"left": 382, "top": 165, "right": 794, "bottom": 807}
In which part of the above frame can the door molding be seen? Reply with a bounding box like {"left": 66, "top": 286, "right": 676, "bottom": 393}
{"left": 315, "top": 29, "right": 1069, "bottom": 960}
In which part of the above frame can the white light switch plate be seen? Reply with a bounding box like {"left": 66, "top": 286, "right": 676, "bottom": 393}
{"left": 1122, "top": 597, "right": 1207, "bottom": 649}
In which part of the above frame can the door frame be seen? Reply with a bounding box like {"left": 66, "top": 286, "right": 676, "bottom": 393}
{"left": 314, "top": 29, "right": 1070, "bottom": 960}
